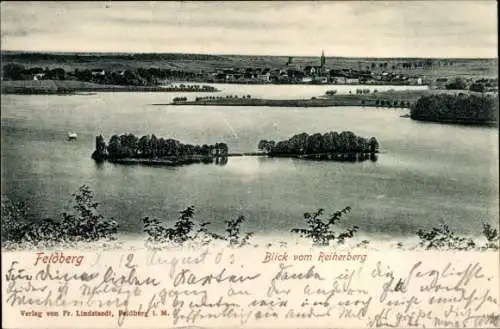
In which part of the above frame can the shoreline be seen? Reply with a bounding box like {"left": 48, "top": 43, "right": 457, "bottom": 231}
{"left": 409, "top": 116, "right": 498, "bottom": 127}
{"left": 0, "top": 80, "right": 219, "bottom": 94}
{"left": 165, "top": 91, "right": 498, "bottom": 127}
{"left": 96, "top": 152, "right": 378, "bottom": 167}
{"left": 168, "top": 95, "right": 416, "bottom": 108}
{"left": 103, "top": 156, "right": 223, "bottom": 167}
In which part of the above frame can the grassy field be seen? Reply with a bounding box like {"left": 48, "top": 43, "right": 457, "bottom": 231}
{"left": 2, "top": 51, "right": 498, "bottom": 80}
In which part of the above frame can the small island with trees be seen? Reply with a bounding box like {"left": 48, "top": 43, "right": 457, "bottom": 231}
{"left": 258, "top": 131, "right": 380, "bottom": 162}
{"left": 91, "top": 133, "right": 229, "bottom": 166}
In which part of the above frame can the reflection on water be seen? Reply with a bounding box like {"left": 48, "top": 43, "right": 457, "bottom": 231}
{"left": 214, "top": 156, "right": 228, "bottom": 166}
{"left": 298, "top": 153, "right": 378, "bottom": 163}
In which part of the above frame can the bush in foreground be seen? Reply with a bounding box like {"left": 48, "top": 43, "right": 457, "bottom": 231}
{"left": 1, "top": 185, "right": 118, "bottom": 246}
{"left": 143, "top": 206, "right": 254, "bottom": 248}
{"left": 291, "top": 207, "right": 358, "bottom": 246}
{"left": 416, "top": 220, "right": 499, "bottom": 251}
{"left": 416, "top": 222, "right": 476, "bottom": 250}
{"left": 2, "top": 186, "right": 499, "bottom": 251}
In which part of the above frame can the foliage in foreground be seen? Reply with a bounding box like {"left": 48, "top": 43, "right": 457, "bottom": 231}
{"left": 1, "top": 186, "right": 118, "bottom": 245}
{"left": 1, "top": 199, "right": 29, "bottom": 243}
{"left": 1, "top": 186, "right": 499, "bottom": 251}
{"left": 416, "top": 220, "right": 499, "bottom": 251}
{"left": 291, "top": 207, "right": 358, "bottom": 246}
{"left": 416, "top": 222, "right": 476, "bottom": 250}
{"left": 143, "top": 207, "right": 253, "bottom": 248}
{"left": 481, "top": 222, "right": 500, "bottom": 249}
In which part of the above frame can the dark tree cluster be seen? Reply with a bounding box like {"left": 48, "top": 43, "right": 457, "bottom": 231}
{"left": 469, "top": 83, "right": 486, "bottom": 93}
{"left": 173, "top": 97, "right": 188, "bottom": 102}
{"left": 165, "top": 84, "right": 216, "bottom": 92}
{"left": 258, "top": 131, "right": 379, "bottom": 156}
{"left": 399, "top": 60, "right": 434, "bottom": 69}
{"left": 2, "top": 64, "right": 67, "bottom": 80}
{"left": 469, "top": 78, "right": 498, "bottom": 93}
{"left": 136, "top": 67, "right": 197, "bottom": 84}
{"left": 73, "top": 68, "right": 197, "bottom": 86}
{"left": 445, "top": 78, "right": 467, "bottom": 90}
{"left": 2, "top": 64, "right": 202, "bottom": 86}
{"left": 92, "top": 133, "right": 228, "bottom": 160}
{"left": 194, "top": 95, "right": 252, "bottom": 102}
{"left": 374, "top": 99, "right": 410, "bottom": 108}
{"left": 411, "top": 93, "right": 498, "bottom": 125}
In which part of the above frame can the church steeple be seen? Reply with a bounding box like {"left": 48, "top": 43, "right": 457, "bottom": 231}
{"left": 321, "top": 50, "right": 325, "bottom": 67}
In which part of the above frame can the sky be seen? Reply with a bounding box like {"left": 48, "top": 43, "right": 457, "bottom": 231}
{"left": 1, "top": 1, "right": 497, "bottom": 58}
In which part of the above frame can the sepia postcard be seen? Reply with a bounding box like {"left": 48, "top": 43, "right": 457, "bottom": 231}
{"left": 1, "top": 1, "right": 499, "bottom": 328}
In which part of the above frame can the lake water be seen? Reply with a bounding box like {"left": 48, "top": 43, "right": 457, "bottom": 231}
{"left": 1, "top": 84, "right": 498, "bottom": 246}
{"left": 166, "top": 83, "right": 430, "bottom": 99}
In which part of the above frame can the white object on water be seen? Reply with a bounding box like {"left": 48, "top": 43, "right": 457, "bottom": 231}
{"left": 67, "top": 132, "right": 78, "bottom": 140}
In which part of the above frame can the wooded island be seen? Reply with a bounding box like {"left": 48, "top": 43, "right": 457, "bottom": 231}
{"left": 91, "top": 131, "right": 380, "bottom": 166}
{"left": 92, "top": 133, "right": 229, "bottom": 166}
{"left": 258, "top": 131, "right": 380, "bottom": 162}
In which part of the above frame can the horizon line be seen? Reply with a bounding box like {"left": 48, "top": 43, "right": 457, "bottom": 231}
{"left": 1, "top": 50, "right": 497, "bottom": 61}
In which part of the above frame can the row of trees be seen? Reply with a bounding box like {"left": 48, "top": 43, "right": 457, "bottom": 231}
{"left": 2, "top": 64, "right": 66, "bottom": 80}
{"left": 369, "top": 60, "right": 438, "bottom": 70}
{"left": 2, "top": 64, "right": 201, "bottom": 86}
{"left": 93, "top": 133, "right": 229, "bottom": 160}
{"left": 372, "top": 99, "right": 411, "bottom": 108}
{"left": 193, "top": 95, "right": 252, "bottom": 102}
{"left": 410, "top": 94, "right": 498, "bottom": 124}
{"left": 258, "top": 131, "right": 379, "bottom": 155}
{"left": 2, "top": 52, "right": 222, "bottom": 62}
{"left": 445, "top": 77, "right": 498, "bottom": 92}
{"left": 445, "top": 77, "right": 468, "bottom": 90}
{"left": 164, "top": 84, "right": 216, "bottom": 92}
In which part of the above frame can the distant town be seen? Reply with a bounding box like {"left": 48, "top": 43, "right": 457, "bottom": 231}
{"left": 1, "top": 51, "right": 498, "bottom": 93}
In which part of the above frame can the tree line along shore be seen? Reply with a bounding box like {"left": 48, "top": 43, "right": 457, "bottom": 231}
{"left": 171, "top": 90, "right": 498, "bottom": 126}
{"left": 0, "top": 80, "right": 218, "bottom": 94}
